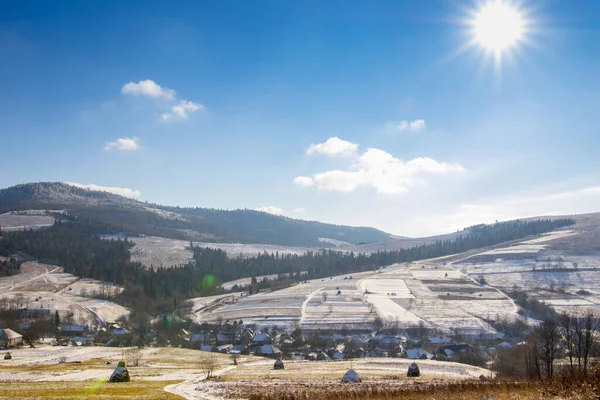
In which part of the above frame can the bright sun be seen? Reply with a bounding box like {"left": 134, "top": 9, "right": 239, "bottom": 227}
{"left": 471, "top": 0, "right": 525, "bottom": 53}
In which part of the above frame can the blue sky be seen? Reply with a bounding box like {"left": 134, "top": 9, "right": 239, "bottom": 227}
{"left": 2, "top": 0, "right": 600, "bottom": 237}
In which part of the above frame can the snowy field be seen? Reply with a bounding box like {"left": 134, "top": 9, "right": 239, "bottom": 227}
{"left": 115, "top": 235, "right": 312, "bottom": 268}
{"left": 0, "top": 262, "right": 129, "bottom": 326}
{"left": 193, "top": 263, "right": 518, "bottom": 334}
{"left": 477, "top": 230, "right": 577, "bottom": 256}
{"left": 0, "top": 211, "right": 55, "bottom": 231}
{"left": 443, "top": 229, "right": 600, "bottom": 317}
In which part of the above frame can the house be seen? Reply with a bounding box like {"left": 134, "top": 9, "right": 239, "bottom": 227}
{"left": 58, "top": 324, "right": 85, "bottom": 337}
{"left": 189, "top": 332, "right": 210, "bottom": 344}
{"left": 69, "top": 336, "right": 94, "bottom": 346}
{"left": 217, "top": 344, "right": 233, "bottom": 353}
{"left": 256, "top": 344, "right": 281, "bottom": 357}
{"left": 427, "top": 336, "right": 451, "bottom": 344}
{"left": 0, "top": 328, "right": 23, "bottom": 348}
{"left": 372, "top": 335, "right": 402, "bottom": 349}
{"left": 329, "top": 349, "right": 344, "bottom": 360}
{"left": 216, "top": 332, "right": 233, "bottom": 345}
{"left": 497, "top": 342, "right": 513, "bottom": 349}
{"left": 230, "top": 344, "right": 249, "bottom": 355}
{"left": 109, "top": 325, "right": 128, "bottom": 336}
{"left": 405, "top": 348, "right": 434, "bottom": 360}
{"left": 437, "top": 344, "right": 471, "bottom": 355}
{"left": 252, "top": 332, "right": 271, "bottom": 345}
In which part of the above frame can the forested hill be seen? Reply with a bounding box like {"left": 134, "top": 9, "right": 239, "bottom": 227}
{"left": 0, "top": 182, "right": 390, "bottom": 247}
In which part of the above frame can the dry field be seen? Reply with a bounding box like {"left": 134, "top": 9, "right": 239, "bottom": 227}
{"left": 238, "top": 376, "right": 600, "bottom": 400}
{"left": 0, "top": 346, "right": 495, "bottom": 400}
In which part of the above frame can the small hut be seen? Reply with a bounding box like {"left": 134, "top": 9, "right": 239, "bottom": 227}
{"left": 407, "top": 362, "right": 420, "bottom": 377}
{"left": 274, "top": 359, "right": 284, "bottom": 370}
{"left": 109, "top": 360, "right": 130, "bottom": 382}
{"left": 341, "top": 368, "right": 361, "bottom": 382}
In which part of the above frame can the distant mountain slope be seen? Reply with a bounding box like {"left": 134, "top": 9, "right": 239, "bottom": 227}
{"left": 342, "top": 212, "right": 600, "bottom": 254}
{"left": 0, "top": 182, "right": 391, "bottom": 247}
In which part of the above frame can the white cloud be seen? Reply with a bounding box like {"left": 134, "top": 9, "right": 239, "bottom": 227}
{"left": 104, "top": 137, "right": 140, "bottom": 151}
{"left": 121, "top": 80, "right": 175, "bottom": 100}
{"left": 65, "top": 182, "right": 142, "bottom": 198}
{"left": 293, "top": 207, "right": 307, "bottom": 213}
{"left": 293, "top": 176, "right": 314, "bottom": 187}
{"left": 300, "top": 147, "right": 464, "bottom": 194}
{"left": 160, "top": 100, "right": 204, "bottom": 121}
{"left": 306, "top": 137, "right": 359, "bottom": 157}
{"left": 389, "top": 119, "right": 427, "bottom": 133}
{"left": 254, "top": 206, "right": 285, "bottom": 215}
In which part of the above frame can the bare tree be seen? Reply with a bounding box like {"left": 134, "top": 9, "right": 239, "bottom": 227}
{"left": 573, "top": 311, "right": 599, "bottom": 375}
{"left": 559, "top": 312, "right": 576, "bottom": 374}
{"left": 532, "top": 320, "right": 561, "bottom": 379}
{"left": 322, "top": 292, "right": 328, "bottom": 303}
{"left": 199, "top": 353, "right": 219, "bottom": 380}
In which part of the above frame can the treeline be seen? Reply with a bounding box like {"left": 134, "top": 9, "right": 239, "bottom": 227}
{"left": 493, "top": 311, "right": 599, "bottom": 379}
{"left": 0, "top": 257, "right": 21, "bottom": 277}
{"left": 372, "top": 219, "right": 575, "bottom": 266}
{"left": 0, "top": 219, "right": 133, "bottom": 284}
{"left": 0, "top": 217, "right": 575, "bottom": 314}
{"left": 191, "top": 219, "right": 575, "bottom": 286}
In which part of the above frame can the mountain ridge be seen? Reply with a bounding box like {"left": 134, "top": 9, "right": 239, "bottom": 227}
{"left": 0, "top": 182, "right": 391, "bottom": 247}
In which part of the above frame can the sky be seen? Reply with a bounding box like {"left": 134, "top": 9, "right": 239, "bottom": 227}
{"left": 2, "top": 0, "right": 600, "bottom": 237}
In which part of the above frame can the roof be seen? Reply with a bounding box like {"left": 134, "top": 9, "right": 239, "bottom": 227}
{"left": 438, "top": 344, "right": 471, "bottom": 353}
{"left": 253, "top": 332, "right": 270, "bottom": 342}
{"left": 428, "top": 336, "right": 451, "bottom": 344}
{"left": 0, "top": 328, "right": 23, "bottom": 340}
{"left": 406, "top": 348, "right": 432, "bottom": 359}
{"left": 190, "top": 333, "right": 208, "bottom": 342}
{"left": 60, "top": 324, "right": 85, "bottom": 332}
{"left": 259, "top": 344, "right": 281, "bottom": 355}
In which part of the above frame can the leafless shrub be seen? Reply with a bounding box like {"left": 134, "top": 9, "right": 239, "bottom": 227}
{"left": 199, "top": 353, "right": 218, "bottom": 380}
{"left": 127, "top": 348, "right": 142, "bottom": 367}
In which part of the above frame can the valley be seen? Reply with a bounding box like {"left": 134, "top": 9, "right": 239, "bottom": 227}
{"left": 1, "top": 183, "right": 600, "bottom": 400}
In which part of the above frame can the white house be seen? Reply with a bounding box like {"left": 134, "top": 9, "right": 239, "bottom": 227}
{"left": 0, "top": 328, "right": 23, "bottom": 348}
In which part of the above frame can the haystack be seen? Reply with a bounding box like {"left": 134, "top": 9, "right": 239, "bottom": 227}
{"left": 4, "top": 352, "right": 11, "bottom": 360}
{"left": 341, "top": 368, "right": 361, "bottom": 382}
{"left": 109, "top": 360, "right": 130, "bottom": 382}
{"left": 274, "top": 359, "right": 284, "bottom": 370}
{"left": 407, "top": 362, "right": 420, "bottom": 377}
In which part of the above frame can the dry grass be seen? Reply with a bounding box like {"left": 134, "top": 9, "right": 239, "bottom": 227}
{"left": 0, "top": 380, "right": 184, "bottom": 399}
{"left": 241, "top": 373, "right": 600, "bottom": 400}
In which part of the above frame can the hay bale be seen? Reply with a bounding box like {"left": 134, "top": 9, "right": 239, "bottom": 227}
{"left": 109, "top": 360, "right": 130, "bottom": 382}
{"left": 407, "top": 362, "right": 420, "bottom": 377}
{"left": 341, "top": 368, "right": 361, "bottom": 382}
{"left": 4, "top": 352, "right": 11, "bottom": 360}
{"left": 274, "top": 359, "right": 284, "bottom": 370}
